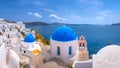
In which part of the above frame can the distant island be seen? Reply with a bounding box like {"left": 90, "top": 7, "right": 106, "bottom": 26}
{"left": 24, "top": 22, "right": 66, "bottom": 26}
{"left": 2, "top": 19, "right": 65, "bottom": 26}
{"left": 2, "top": 19, "right": 120, "bottom": 26}
{"left": 111, "top": 23, "right": 120, "bottom": 26}
{"left": 24, "top": 22, "right": 49, "bottom": 26}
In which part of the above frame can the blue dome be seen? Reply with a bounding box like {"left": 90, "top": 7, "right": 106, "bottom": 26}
{"left": 51, "top": 26, "right": 77, "bottom": 42}
{"left": 24, "top": 34, "right": 35, "bottom": 42}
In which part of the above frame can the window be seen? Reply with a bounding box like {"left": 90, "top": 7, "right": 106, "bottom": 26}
{"left": 57, "top": 47, "right": 60, "bottom": 55}
{"left": 69, "top": 46, "right": 72, "bottom": 55}
{"left": 24, "top": 51, "right": 26, "bottom": 53}
{"left": 79, "top": 43, "right": 85, "bottom": 50}
{"left": 80, "top": 43, "right": 84, "bottom": 47}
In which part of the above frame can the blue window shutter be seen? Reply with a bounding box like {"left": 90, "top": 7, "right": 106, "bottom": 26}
{"left": 69, "top": 46, "right": 72, "bottom": 55}
{"left": 57, "top": 47, "right": 60, "bottom": 55}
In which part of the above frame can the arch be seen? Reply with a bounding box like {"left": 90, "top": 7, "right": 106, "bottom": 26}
{"left": 79, "top": 43, "right": 85, "bottom": 50}
{"left": 79, "top": 43, "right": 85, "bottom": 47}
{"left": 69, "top": 46, "right": 72, "bottom": 55}
{"left": 57, "top": 46, "right": 60, "bottom": 55}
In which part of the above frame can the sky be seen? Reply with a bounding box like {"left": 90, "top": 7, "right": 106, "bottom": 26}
{"left": 0, "top": 0, "right": 120, "bottom": 24}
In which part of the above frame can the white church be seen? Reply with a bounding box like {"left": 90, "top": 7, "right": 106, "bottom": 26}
{"left": 46, "top": 26, "right": 90, "bottom": 65}
{"left": 21, "top": 33, "right": 41, "bottom": 56}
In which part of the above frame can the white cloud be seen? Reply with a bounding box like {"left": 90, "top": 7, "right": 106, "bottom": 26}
{"left": 64, "top": 15, "right": 83, "bottom": 24}
{"left": 28, "top": 12, "right": 42, "bottom": 18}
{"left": 78, "top": 0, "right": 102, "bottom": 6}
{"left": 0, "top": 18, "right": 4, "bottom": 20}
{"left": 96, "top": 10, "right": 114, "bottom": 20}
{"left": 49, "top": 14, "right": 67, "bottom": 21}
{"left": 33, "top": 13, "right": 42, "bottom": 18}
{"left": 91, "top": 0, "right": 102, "bottom": 6}
{"left": 28, "top": 12, "right": 32, "bottom": 15}
{"left": 78, "top": 0, "right": 103, "bottom": 12}
{"left": 78, "top": 0, "right": 88, "bottom": 3}
{"left": 71, "top": 15, "right": 82, "bottom": 21}
{"left": 19, "top": 0, "right": 45, "bottom": 6}
{"left": 96, "top": 16, "right": 104, "bottom": 20}
{"left": 33, "top": 1, "right": 45, "bottom": 6}
{"left": 43, "top": 8, "right": 55, "bottom": 13}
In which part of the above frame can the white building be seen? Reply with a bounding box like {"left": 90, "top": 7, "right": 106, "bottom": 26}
{"left": 21, "top": 33, "right": 41, "bottom": 56}
{"left": 17, "top": 22, "right": 25, "bottom": 30}
{"left": 93, "top": 45, "right": 120, "bottom": 68}
{"left": 0, "top": 23, "right": 8, "bottom": 33}
{"left": 0, "top": 43, "right": 20, "bottom": 68}
{"left": 46, "top": 26, "right": 78, "bottom": 65}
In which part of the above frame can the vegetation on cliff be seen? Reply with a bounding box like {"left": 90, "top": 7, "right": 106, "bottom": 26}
{"left": 34, "top": 30, "right": 50, "bottom": 45}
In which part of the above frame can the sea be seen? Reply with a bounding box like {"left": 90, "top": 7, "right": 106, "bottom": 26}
{"left": 26, "top": 24, "right": 120, "bottom": 55}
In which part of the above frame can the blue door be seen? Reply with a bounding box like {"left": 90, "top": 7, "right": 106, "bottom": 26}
{"left": 57, "top": 47, "right": 60, "bottom": 55}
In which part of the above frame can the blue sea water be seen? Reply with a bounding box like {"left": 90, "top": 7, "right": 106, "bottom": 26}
{"left": 26, "top": 24, "right": 120, "bottom": 55}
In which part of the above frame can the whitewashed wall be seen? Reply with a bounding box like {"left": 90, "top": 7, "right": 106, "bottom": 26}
{"left": 50, "top": 38, "right": 78, "bottom": 65}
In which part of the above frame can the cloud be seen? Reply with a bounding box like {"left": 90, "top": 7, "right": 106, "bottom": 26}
{"left": 33, "top": 1, "right": 45, "bottom": 6}
{"left": 28, "top": 12, "right": 42, "bottom": 18}
{"left": 96, "top": 16, "right": 104, "bottom": 20}
{"left": 19, "top": 0, "right": 45, "bottom": 6}
{"left": 64, "top": 15, "right": 83, "bottom": 24}
{"left": 78, "top": 0, "right": 88, "bottom": 3}
{"left": 71, "top": 15, "right": 82, "bottom": 21}
{"left": 78, "top": 0, "right": 103, "bottom": 12}
{"left": 96, "top": 10, "right": 114, "bottom": 20}
{"left": 43, "top": 8, "right": 55, "bottom": 13}
{"left": 28, "top": 12, "right": 32, "bottom": 15}
{"left": 0, "top": 18, "right": 4, "bottom": 20}
{"left": 78, "top": 0, "right": 102, "bottom": 6}
{"left": 49, "top": 14, "right": 67, "bottom": 21}
{"left": 33, "top": 13, "right": 42, "bottom": 18}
